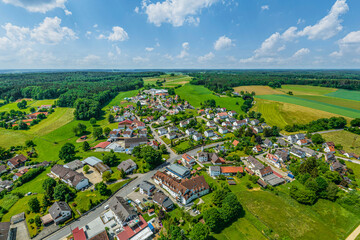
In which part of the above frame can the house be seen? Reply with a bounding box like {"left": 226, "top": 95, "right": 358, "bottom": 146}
{"left": 323, "top": 142, "right": 336, "bottom": 153}
{"left": 167, "top": 132, "right": 177, "bottom": 140}
{"left": 139, "top": 181, "right": 156, "bottom": 196}
{"left": 247, "top": 156, "right": 264, "bottom": 171}
{"left": 49, "top": 201, "right": 72, "bottom": 224}
{"left": 122, "top": 130, "right": 133, "bottom": 138}
{"left": 274, "top": 150, "right": 289, "bottom": 162}
{"left": 296, "top": 138, "right": 311, "bottom": 146}
{"left": 219, "top": 127, "right": 228, "bottom": 134}
{"left": 234, "top": 120, "right": 247, "bottom": 127}
{"left": 179, "top": 120, "right": 189, "bottom": 128}
{"left": 64, "top": 160, "right": 84, "bottom": 171}
{"left": 290, "top": 147, "right": 306, "bottom": 158}
{"left": 132, "top": 120, "right": 146, "bottom": 129}
{"left": 109, "top": 196, "right": 137, "bottom": 226}
{"left": 0, "top": 165, "right": 7, "bottom": 175}
{"left": 277, "top": 139, "right": 288, "bottom": 147}
{"left": 165, "top": 164, "right": 191, "bottom": 179}
{"left": 266, "top": 153, "right": 281, "bottom": 168}
{"left": 216, "top": 112, "right": 228, "bottom": 119}
{"left": 197, "top": 152, "right": 219, "bottom": 163}
{"left": 153, "top": 191, "right": 174, "bottom": 211}
{"left": 138, "top": 129, "right": 147, "bottom": 138}
{"left": 253, "top": 126, "right": 263, "bottom": 133}
{"left": 263, "top": 139, "right": 273, "bottom": 148}
{"left": 331, "top": 160, "right": 346, "bottom": 173}
{"left": 117, "top": 159, "right": 137, "bottom": 174}
{"left": 325, "top": 152, "right": 336, "bottom": 162}
{"left": 302, "top": 147, "right": 317, "bottom": 158}
{"left": 92, "top": 141, "right": 111, "bottom": 150}
{"left": 82, "top": 156, "right": 103, "bottom": 167}
{"left": 344, "top": 153, "right": 360, "bottom": 159}
{"left": 288, "top": 133, "right": 305, "bottom": 144}
{"left": 148, "top": 140, "right": 160, "bottom": 150}
{"left": 185, "top": 128, "right": 196, "bottom": 136}
{"left": 0, "top": 180, "right": 13, "bottom": 190}
{"left": 0, "top": 222, "right": 10, "bottom": 240}
{"left": 51, "top": 165, "right": 89, "bottom": 190}
{"left": 228, "top": 110, "right": 237, "bottom": 117}
{"left": 153, "top": 171, "right": 210, "bottom": 205}
{"left": 209, "top": 166, "right": 221, "bottom": 177}
{"left": 211, "top": 155, "right": 225, "bottom": 165}
{"left": 193, "top": 133, "right": 203, "bottom": 141}
{"left": 158, "top": 128, "right": 168, "bottom": 136}
{"left": 204, "top": 130, "right": 215, "bottom": 138}
{"left": 168, "top": 126, "right": 179, "bottom": 133}
{"left": 118, "top": 120, "right": 133, "bottom": 129}
{"left": 222, "top": 121, "right": 232, "bottom": 127}
{"left": 182, "top": 154, "right": 195, "bottom": 166}
{"left": 220, "top": 166, "right": 243, "bottom": 176}
{"left": 72, "top": 227, "right": 86, "bottom": 240}
{"left": 7, "top": 154, "right": 28, "bottom": 169}
{"left": 250, "top": 119, "right": 260, "bottom": 126}
{"left": 257, "top": 166, "right": 273, "bottom": 178}
{"left": 206, "top": 113, "right": 215, "bottom": 119}
{"left": 252, "top": 145, "right": 263, "bottom": 153}
{"left": 260, "top": 168, "right": 285, "bottom": 186}
{"left": 94, "top": 162, "right": 112, "bottom": 175}
{"left": 206, "top": 121, "right": 216, "bottom": 128}
{"left": 232, "top": 140, "right": 239, "bottom": 147}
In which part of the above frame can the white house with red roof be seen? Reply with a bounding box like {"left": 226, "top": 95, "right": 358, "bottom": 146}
{"left": 323, "top": 142, "right": 336, "bottom": 153}
{"left": 216, "top": 112, "right": 228, "bottom": 119}
{"left": 182, "top": 154, "right": 195, "bottom": 166}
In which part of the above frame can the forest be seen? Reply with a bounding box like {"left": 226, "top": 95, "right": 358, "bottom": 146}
{"left": 188, "top": 70, "right": 360, "bottom": 93}
{"left": 0, "top": 71, "right": 163, "bottom": 120}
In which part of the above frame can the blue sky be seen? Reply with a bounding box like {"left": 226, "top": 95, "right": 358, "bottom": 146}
{"left": 0, "top": 0, "right": 359, "bottom": 69}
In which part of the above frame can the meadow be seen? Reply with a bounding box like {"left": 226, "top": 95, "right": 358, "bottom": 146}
{"left": 176, "top": 84, "right": 245, "bottom": 112}
{"left": 326, "top": 89, "right": 360, "bottom": 102}
{"left": 321, "top": 130, "right": 360, "bottom": 155}
{"left": 256, "top": 94, "right": 360, "bottom": 119}
{"left": 252, "top": 98, "right": 352, "bottom": 129}
{"left": 144, "top": 74, "right": 192, "bottom": 87}
{"left": 0, "top": 99, "right": 56, "bottom": 113}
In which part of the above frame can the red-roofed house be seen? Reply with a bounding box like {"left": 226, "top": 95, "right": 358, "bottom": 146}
{"left": 93, "top": 141, "right": 111, "bottom": 150}
{"left": 220, "top": 166, "right": 243, "bottom": 176}
{"left": 116, "top": 215, "right": 151, "bottom": 240}
{"left": 216, "top": 112, "right": 228, "bottom": 119}
{"left": 28, "top": 112, "right": 49, "bottom": 119}
{"left": 323, "top": 142, "right": 336, "bottom": 153}
{"left": 118, "top": 120, "right": 133, "bottom": 129}
{"left": 252, "top": 145, "right": 263, "bottom": 153}
{"left": 182, "top": 154, "right": 195, "bottom": 166}
{"left": 232, "top": 140, "right": 239, "bottom": 147}
{"left": 7, "top": 154, "right": 28, "bottom": 169}
{"left": 72, "top": 227, "right": 86, "bottom": 240}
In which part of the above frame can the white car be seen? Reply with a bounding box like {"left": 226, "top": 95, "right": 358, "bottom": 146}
{"left": 104, "top": 204, "right": 109, "bottom": 210}
{"left": 135, "top": 199, "right": 141, "bottom": 205}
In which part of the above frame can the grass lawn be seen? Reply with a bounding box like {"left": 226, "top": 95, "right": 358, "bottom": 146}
{"left": 281, "top": 85, "right": 337, "bottom": 95}
{"left": 0, "top": 194, "right": 19, "bottom": 220}
{"left": 172, "top": 140, "right": 192, "bottom": 153}
{"left": 176, "top": 84, "right": 244, "bottom": 113}
{"left": 1, "top": 194, "right": 44, "bottom": 221}
{"left": 160, "top": 136, "right": 171, "bottom": 145}
{"left": 321, "top": 130, "right": 360, "bottom": 155}
{"left": 326, "top": 89, "right": 360, "bottom": 102}
{"left": 0, "top": 99, "right": 56, "bottom": 113}
{"left": 256, "top": 94, "right": 360, "bottom": 119}
{"left": 102, "top": 90, "right": 139, "bottom": 110}
{"left": 346, "top": 161, "right": 360, "bottom": 183}
{"left": 12, "top": 168, "right": 51, "bottom": 195}
{"left": 142, "top": 212, "right": 156, "bottom": 222}
{"left": 252, "top": 98, "right": 352, "bottom": 129}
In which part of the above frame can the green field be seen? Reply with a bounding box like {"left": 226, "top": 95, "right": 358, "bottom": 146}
{"left": 321, "top": 130, "right": 360, "bottom": 155}
{"left": 296, "top": 95, "right": 360, "bottom": 111}
{"left": 144, "top": 74, "right": 192, "bottom": 87}
{"left": 176, "top": 84, "right": 245, "bottom": 112}
{"left": 326, "top": 89, "right": 360, "bottom": 102}
{"left": 346, "top": 162, "right": 360, "bottom": 183}
{"left": 281, "top": 85, "right": 337, "bottom": 95}
{"left": 0, "top": 99, "right": 55, "bottom": 113}
{"left": 252, "top": 98, "right": 352, "bottom": 129}
{"left": 256, "top": 94, "right": 360, "bottom": 119}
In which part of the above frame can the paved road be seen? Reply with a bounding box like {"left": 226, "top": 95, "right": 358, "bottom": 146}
{"left": 313, "top": 129, "right": 344, "bottom": 134}
{"left": 43, "top": 141, "right": 224, "bottom": 240}
{"left": 346, "top": 224, "right": 360, "bottom": 240}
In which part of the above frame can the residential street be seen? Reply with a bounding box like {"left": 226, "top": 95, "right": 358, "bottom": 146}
{"left": 43, "top": 141, "right": 223, "bottom": 240}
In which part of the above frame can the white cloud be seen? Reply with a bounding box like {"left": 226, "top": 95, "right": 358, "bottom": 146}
{"left": 298, "top": 0, "right": 348, "bottom": 40}
{"left": 281, "top": 26, "right": 298, "bottom": 41}
{"left": 331, "top": 30, "right": 360, "bottom": 57}
{"left": 2, "top": 0, "right": 67, "bottom": 13}
{"left": 0, "top": 23, "right": 30, "bottom": 49}
{"left": 297, "top": 18, "right": 305, "bottom": 25}
{"left": 93, "top": 24, "right": 98, "bottom": 28}
{"left": 198, "top": 52, "right": 214, "bottom": 62}
{"left": 177, "top": 42, "right": 190, "bottom": 58}
{"left": 145, "top": 47, "right": 154, "bottom": 52}
{"left": 98, "top": 26, "right": 129, "bottom": 42}
{"left": 141, "top": 0, "right": 219, "bottom": 27}
{"left": 64, "top": 9, "right": 72, "bottom": 15}
{"left": 261, "top": 5, "right": 269, "bottom": 11}
{"left": 77, "top": 54, "right": 101, "bottom": 65}
{"left": 30, "top": 17, "right": 77, "bottom": 44}
{"left": 133, "top": 56, "right": 149, "bottom": 63}
{"left": 292, "top": 48, "right": 310, "bottom": 58}
{"left": 134, "top": 6, "right": 139, "bottom": 13}
{"left": 214, "top": 36, "right": 234, "bottom": 51}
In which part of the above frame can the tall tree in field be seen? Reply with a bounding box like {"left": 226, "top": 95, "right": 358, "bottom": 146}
{"left": 59, "top": 143, "right": 76, "bottom": 163}
{"left": 28, "top": 197, "right": 40, "bottom": 213}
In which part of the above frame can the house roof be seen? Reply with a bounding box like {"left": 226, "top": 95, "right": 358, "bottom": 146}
{"left": 118, "top": 159, "right": 137, "bottom": 172}
{"left": 93, "top": 141, "right": 111, "bottom": 149}
{"left": 94, "top": 162, "right": 111, "bottom": 173}
{"left": 51, "top": 165, "right": 88, "bottom": 187}
{"left": 221, "top": 166, "right": 243, "bottom": 174}
{"left": 182, "top": 154, "right": 193, "bottom": 162}
{"left": 166, "top": 164, "right": 190, "bottom": 177}
{"left": 209, "top": 166, "right": 221, "bottom": 172}
{"left": 8, "top": 154, "right": 27, "bottom": 167}
{"left": 64, "top": 160, "right": 83, "bottom": 170}
{"left": 109, "top": 196, "right": 137, "bottom": 222}
{"left": 232, "top": 140, "right": 239, "bottom": 146}
{"left": 247, "top": 156, "right": 264, "bottom": 170}
{"left": 49, "top": 201, "right": 71, "bottom": 220}
{"left": 89, "top": 230, "right": 109, "bottom": 240}
{"left": 0, "top": 222, "right": 10, "bottom": 240}
{"left": 264, "top": 139, "right": 272, "bottom": 145}
{"left": 83, "top": 156, "right": 103, "bottom": 166}
{"left": 260, "top": 166, "right": 273, "bottom": 176}
{"left": 139, "top": 181, "right": 154, "bottom": 192}
{"left": 116, "top": 215, "right": 148, "bottom": 240}
{"left": 72, "top": 227, "right": 86, "bottom": 240}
